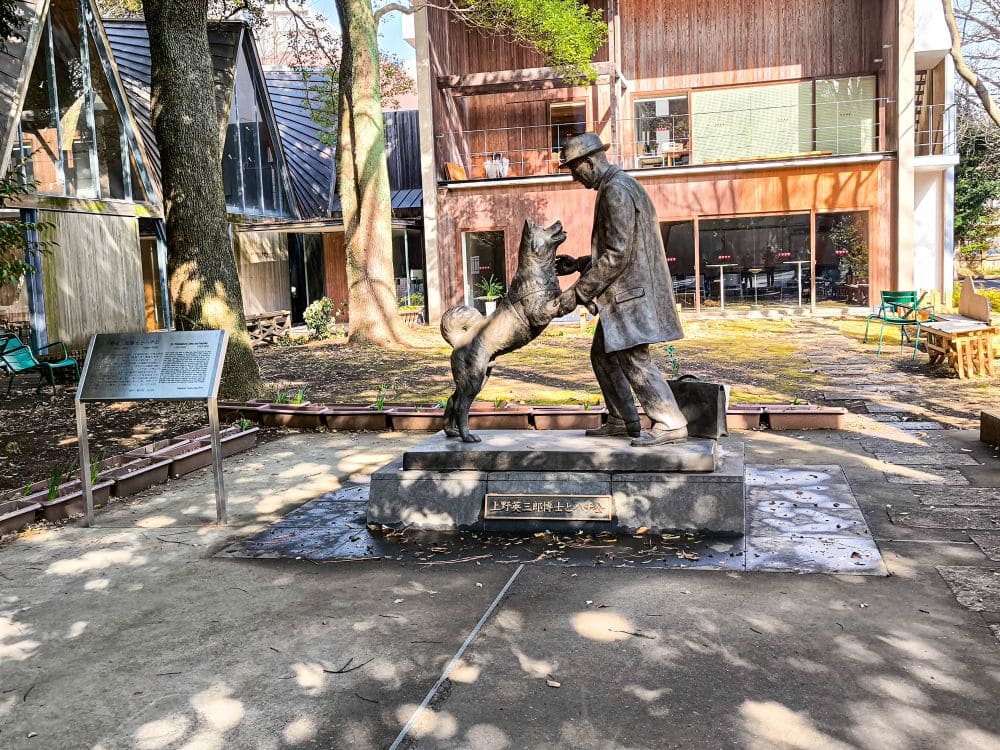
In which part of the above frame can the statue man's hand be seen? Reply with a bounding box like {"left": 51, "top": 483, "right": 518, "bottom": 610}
{"left": 554, "top": 255, "right": 580, "bottom": 276}
{"left": 556, "top": 288, "right": 579, "bottom": 317}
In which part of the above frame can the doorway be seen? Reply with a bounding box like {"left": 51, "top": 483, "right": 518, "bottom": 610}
{"left": 462, "top": 230, "right": 506, "bottom": 314}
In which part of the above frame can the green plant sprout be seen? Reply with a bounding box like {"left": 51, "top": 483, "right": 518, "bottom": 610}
{"left": 237, "top": 418, "right": 253, "bottom": 431}
{"left": 664, "top": 345, "right": 681, "bottom": 376}
{"left": 476, "top": 275, "right": 505, "bottom": 301}
{"left": 374, "top": 384, "right": 389, "bottom": 411}
{"left": 291, "top": 388, "right": 306, "bottom": 405}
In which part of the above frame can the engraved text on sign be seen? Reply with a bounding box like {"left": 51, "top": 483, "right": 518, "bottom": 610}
{"left": 485, "top": 494, "right": 613, "bottom": 521}
{"left": 78, "top": 331, "right": 227, "bottom": 402}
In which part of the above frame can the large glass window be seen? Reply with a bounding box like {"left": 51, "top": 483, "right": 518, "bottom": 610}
{"left": 550, "top": 102, "right": 586, "bottom": 152}
{"left": 687, "top": 76, "right": 877, "bottom": 165}
{"left": 18, "top": 28, "right": 61, "bottom": 194}
{"left": 815, "top": 211, "right": 870, "bottom": 306}
{"left": 634, "top": 95, "right": 689, "bottom": 167}
{"left": 13, "top": 1, "right": 137, "bottom": 201}
{"left": 222, "top": 48, "right": 287, "bottom": 216}
{"left": 660, "top": 221, "right": 696, "bottom": 308}
{"left": 699, "top": 214, "right": 811, "bottom": 308}
{"left": 50, "top": 1, "right": 97, "bottom": 198}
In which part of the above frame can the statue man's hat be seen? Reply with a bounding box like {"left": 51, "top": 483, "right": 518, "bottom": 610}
{"left": 559, "top": 132, "right": 611, "bottom": 167}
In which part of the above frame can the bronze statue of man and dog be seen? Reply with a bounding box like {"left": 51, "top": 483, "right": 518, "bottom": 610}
{"left": 441, "top": 132, "right": 696, "bottom": 447}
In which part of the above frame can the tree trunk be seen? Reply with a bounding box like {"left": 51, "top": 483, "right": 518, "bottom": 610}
{"left": 335, "top": 0, "right": 410, "bottom": 346}
{"left": 143, "top": 0, "right": 262, "bottom": 399}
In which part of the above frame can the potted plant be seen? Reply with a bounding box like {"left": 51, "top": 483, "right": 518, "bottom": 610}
{"left": 467, "top": 397, "right": 532, "bottom": 430}
{"left": 24, "top": 462, "right": 114, "bottom": 522}
{"left": 476, "top": 275, "right": 505, "bottom": 315}
{"left": 325, "top": 385, "right": 392, "bottom": 430}
{"left": 259, "top": 388, "right": 326, "bottom": 428}
{"left": 388, "top": 401, "right": 446, "bottom": 431}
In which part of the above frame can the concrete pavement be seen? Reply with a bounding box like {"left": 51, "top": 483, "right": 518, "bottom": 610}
{"left": 1, "top": 428, "right": 999, "bottom": 749}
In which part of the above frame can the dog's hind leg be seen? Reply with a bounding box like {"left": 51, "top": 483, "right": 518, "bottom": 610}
{"left": 443, "top": 393, "right": 460, "bottom": 438}
{"left": 456, "top": 362, "right": 492, "bottom": 443}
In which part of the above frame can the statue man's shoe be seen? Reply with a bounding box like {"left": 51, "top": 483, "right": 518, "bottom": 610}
{"left": 631, "top": 424, "right": 688, "bottom": 447}
{"left": 585, "top": 417, "right": 641, "bottom": 438}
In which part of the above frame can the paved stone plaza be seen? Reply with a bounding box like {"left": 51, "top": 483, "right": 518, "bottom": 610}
{"left": 2, "top": 328, "right": 1000, "bottom": 748}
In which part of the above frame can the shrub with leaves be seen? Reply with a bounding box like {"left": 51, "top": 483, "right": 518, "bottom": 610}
{"left": 0, "top": 166, "right": 53, "bottom": 293}
{"left": 304, "top": 296, "right": 336, "bottom": 339}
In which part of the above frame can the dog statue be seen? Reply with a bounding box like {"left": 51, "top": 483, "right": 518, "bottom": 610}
{"left": 441, "top": 219, "right": 568, "bottom": 442}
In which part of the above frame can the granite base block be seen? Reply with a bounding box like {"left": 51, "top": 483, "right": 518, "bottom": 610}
{"left": 367, "top": 435, "right": 745, "bottom": 535}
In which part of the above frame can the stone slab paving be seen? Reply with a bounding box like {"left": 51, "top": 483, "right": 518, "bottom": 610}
{"left": 992, "top": 624, "right": 1000, "bottom": 644}
{"left": 869, "top": 414, "right": 903, "bottom": 422}
{"left": 970, "top": 533, "right": 1000, "bottom": 561}
{"left": 895, "top": 421, "right": 948, "bottom": 431}
{"left": 865, "top": 401, "right": 923, "bottom": 414}
{"left": 874, "top": 452, "right": 981, "bottom": 466}
{"left": 888, "top": 507, "right": 1000, "bottom": 530}
{"left": 913, "top": 487, "right": 1000, "bottom": 506}
{"left": 885, "top": 467, "right": 970, "bottom": 485}
{"left": 937, "top": 566, "right": 1000, "bottom": 612}
{"left": 220, "top": 465, "right": 886, "bottom": 576}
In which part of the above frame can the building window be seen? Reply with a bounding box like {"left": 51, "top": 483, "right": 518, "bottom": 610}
{"left": 550, "top": 102, "right": 586, "bottom": 152}
{"left": 634, "top": 95, "right": 689, "bottom": 167}
{"left": 660, "top": 221, "right": 696, "bottom": 308}
{"left": 688, "top": 77, "right": 877, "bottom": 166}
{"left": 699, "top": 214, "right": 811, "bottom": 308}
{"left": 461, "top": 230, "right": 506, "bottom": 313}
{"left": 816, "top": 211, "right": 869, "bottom": 306}
{"left": 13, "top": 1, "right": 133, "bottom": 201}
{"left": 222, "top": 48, "right": 287, "bottom": 217}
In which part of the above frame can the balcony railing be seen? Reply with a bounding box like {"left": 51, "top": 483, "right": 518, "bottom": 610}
{"left": 915, "top": 103, "right": 957, "bottom": 157}
{"left": 439, "top": 98, "right": 887, "bottom": 181}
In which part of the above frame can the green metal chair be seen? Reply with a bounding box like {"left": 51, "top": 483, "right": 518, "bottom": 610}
{"left": 863, "top": 291, "right": 933, "bottom": 360}
{"left": 0, "top": 334, "right": 79, "bottom": 396}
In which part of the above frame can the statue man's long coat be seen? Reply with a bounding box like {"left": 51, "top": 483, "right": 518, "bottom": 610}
{"left": 573, "top": 165, "right": 683, "bottom": 353}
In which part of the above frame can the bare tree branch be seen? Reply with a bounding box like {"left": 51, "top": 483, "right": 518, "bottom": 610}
{"left": 945, "top": 0, "right": 1000, "bottom": 126}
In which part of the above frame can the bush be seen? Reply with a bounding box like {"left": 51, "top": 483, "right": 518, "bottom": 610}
{"left": 304, "top": 297, "right": 336, "bottom": 339}
{"left": 399, "top": 291, "right": 424, "bottom": 308}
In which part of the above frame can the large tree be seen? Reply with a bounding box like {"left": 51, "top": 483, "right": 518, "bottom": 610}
{"left": 285, "top": 0, "right": 606, "bottom": 345}
{"left": 142, "top": 0, "right": 261, "bottom": 399}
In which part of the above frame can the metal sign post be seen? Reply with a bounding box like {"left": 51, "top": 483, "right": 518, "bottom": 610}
{"left": 75, "top": 331, "right": 229, "bottom": 527}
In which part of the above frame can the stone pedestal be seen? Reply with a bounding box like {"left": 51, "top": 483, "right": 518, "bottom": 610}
{"left": 367, "top": 431, "right": 745, "bottom": 535}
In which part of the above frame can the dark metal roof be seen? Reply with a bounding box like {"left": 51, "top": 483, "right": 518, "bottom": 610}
{"left": 104, "top": 19, "right": 243, "bottom": 194}
{"left": 384, "top": 110, "right": 422, "bottom": 191}
{"left": 263, "top": 68, "right": 336, "bottom": 219}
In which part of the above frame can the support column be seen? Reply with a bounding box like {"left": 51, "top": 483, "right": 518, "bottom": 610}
{"left": 414, "top": 6, "right": 442, "bottom": 324}
{"left": 895, "top": 0, "right": 916, "bottom": 290}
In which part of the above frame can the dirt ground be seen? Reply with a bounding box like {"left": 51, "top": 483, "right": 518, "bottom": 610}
{"left": 1, "top": 316, "right": 997, "bottom": 493}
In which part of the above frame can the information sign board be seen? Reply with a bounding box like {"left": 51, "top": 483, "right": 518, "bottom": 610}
{"left": 75, "top": 331, "right": 229, "bottom": 527}
{"left": 78, "top": 331, "right": 227, "bottom": 402}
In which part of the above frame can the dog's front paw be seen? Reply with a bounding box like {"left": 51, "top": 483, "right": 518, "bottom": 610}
{"left": 443, "top": 426, "right": 460, "bottom": 438}
{"left": 460, "top": 432, "right": 482, "bottom": 443}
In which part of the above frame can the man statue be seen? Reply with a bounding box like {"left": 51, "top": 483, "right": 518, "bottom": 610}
{"left": 555, "top": 132, "right": 688, "bottom": 447}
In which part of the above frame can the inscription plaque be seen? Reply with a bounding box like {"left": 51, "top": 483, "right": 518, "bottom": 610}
{"left": 485, "top": 494, "right": 613, "bottom": 522}
{"left": 78, "top": 331, "right": 227, "bottom": 402}
{"left": 75, "top": 330, "right": 229, "bottom": 527}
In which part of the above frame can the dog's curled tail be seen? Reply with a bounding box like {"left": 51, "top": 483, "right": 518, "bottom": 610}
{"left": 440, "top": 304, "right": 485, "bottom": 348}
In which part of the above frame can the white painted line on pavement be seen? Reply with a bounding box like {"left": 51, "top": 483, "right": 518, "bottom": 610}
{"left": 388, "top": 563, "right": 526, "bottom": 749}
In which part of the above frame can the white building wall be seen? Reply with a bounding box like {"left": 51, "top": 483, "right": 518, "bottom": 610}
{"left": 914, "top": 171, "right": 945, "bottom": 295}
{"left": 915, "top": 0, "right": 951, "bottom": 54}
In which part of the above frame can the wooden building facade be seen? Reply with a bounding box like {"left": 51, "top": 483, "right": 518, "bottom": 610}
{"left": 412, "top": 0, "right": 957, "bottom": 320}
